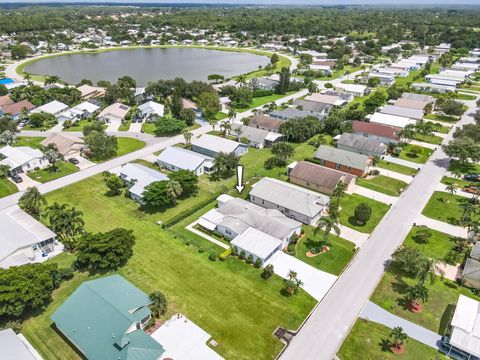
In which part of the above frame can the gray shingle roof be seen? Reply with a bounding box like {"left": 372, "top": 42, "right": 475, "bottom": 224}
{"left": 314, "top": 145, "right": 370, "bottom": 170}
{"left": 381, "top": 105, "right": 424, "bottom": 120}
{"left": 463, "top": 258, "right": 480, "bottom": 282}
{"left": 270, "top": 108, "right": 323, "bottom": 120}
{"left": 293, "top": 99, "right": 330, "bottom": 113}
{"left": 290, "top": 161, "right": 355, "bottom": 191}
{"left": 337, "top": 133, "right": 387, "bottom": 155}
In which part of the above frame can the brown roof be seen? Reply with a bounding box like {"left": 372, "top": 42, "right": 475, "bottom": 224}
{"left": 1, "top": 100, "right": 35, "bottom": 116}
{"left": 290, "top": 161, "right": 355, "bottom": 191}
{"left": 0, "top": 95, "right": 14, "bottom": 107}
{"left": 352, "top": 120, "right": 398, "bottom": 141}
{"left": 40, "top": 132, "right": 85, "bottom": 156}
{"left": 394, "top": 98, "right": 428, "bottom": 110}
{"left": 249, "top": 114, "right": 283, "bottom": 132}
{"left": 312, "top": 60, "right": 336, "bottom": 67}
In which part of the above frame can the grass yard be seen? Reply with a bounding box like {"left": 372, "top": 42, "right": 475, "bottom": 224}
{"left": 403, "top": 226, "right": 466, "bottom": 264}
{"left": 398, "top": 144, "right": 433, "bottom": 164}
{"left": 339, "top": 193, "right": 390, "bottom": 233}
{"left": 214, "top": 112, "right": 228, "bottom": 120}
{"left": 27, "top": 162, "right": 78, "bottom": 183}
{"left": 441, "top": 176, "right": 475, "bottom": 189}
{"left": 237, "top": 91, "right": 296, "bottom": 112}
{"left": 432, "top": 124, "right": 451, "bottom": 134}
{"left": 422, "top": 191, "right": 476, "bottom": 226}
{"left": 105, "top": 137, "right": 145, "bottom": 160}
{"left": 414, "top": 133, "right": 443, "bottom": 145}
{"left": 449, "top": 160, "right": 480, "bottom": 175}
{"left": 141, "top": 122, "right": 155, "bottom": 135}
{"left": 22, "top": 176, "right": 316, "bottom": 360}
{"left": 294, "top": 226, "right": 356, "bottom": 275}
{"left": 0, "top": 178, "right": 18, "bottom": 198}
{"left": 14, "top": 136, "right": 45, "bottom": 149}
{"left": 118, "top": 120, "right": 131, "bottom": 131}
{"left": 371, "top": 271, "right": 480, "bottom": 334}
{"left": 64, "top": 119, "right": 107, "bottom": 132}
{"left": 376, "top": 159, "right": 417, "bottom": 176}
{"left": 338, "top": 319, "right": 447, "bottom": 360}
{"left": 424, "top": 113, "right": 458, "bottom": 123}
{"left": 454, "top": 93, "right": 476, "bottom": 101}
{"left": 356, "top": 175, "right": 408, "bottom": 197}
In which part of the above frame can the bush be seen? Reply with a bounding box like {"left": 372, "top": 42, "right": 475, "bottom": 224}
{"left": 253, "top": 89, "right": 274, "bottom": 97}
{"left": 290, "top": 233, "right": 299, "bottom": 244}
{"left": 246, "top": 254, "right": 254, "bottom": 264}
{"left": 261, "top": 264, "right": 274, "bottom": 280}
{"left": 162, "top": 193, "right": 221, "bottom": 228}
{"left": 231, "top": 246, "right": 238, "bottom": 255}
{"left": 254, "top": 258, "right": 262, "bottom": 268}
{"left": 264, "top": 156, "right": 285, "bottom": 170}
{"left": 369, "top": 169, "right": 380, "bottom": 176}
{"left": 198, "top": 247, "right": 205, "bottom": 253}
{"left": 208, "top": 253, "right": 217, "bottom": 261}
{"left": 354, "top": 203, "right": 372, "bottom": 224}
{"left": 239, "top": 250, "right": 246, "bottom": 259}
{"left": 287, "top": 243, "right": 296, "bottom": 256}
{"left": 219, "top": 248, "right": 232, "bottom": 261}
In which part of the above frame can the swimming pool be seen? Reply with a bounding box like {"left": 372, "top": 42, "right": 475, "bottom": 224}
{"left": 0, "top": 78, "right": 14, "bottom": 85}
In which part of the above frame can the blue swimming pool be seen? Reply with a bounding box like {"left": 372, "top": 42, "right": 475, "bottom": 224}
{"left": 0, "top": 78, "right": 14, "bottom": 85}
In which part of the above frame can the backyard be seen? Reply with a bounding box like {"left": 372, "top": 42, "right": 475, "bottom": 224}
{"left": 356, "top": 175, "right": 408, "bottom": 197}
{"left": 422, "top": 191, "right": 476, "bottom": 226}
{"left": 339, "top": 193, "right": 390, "bottom": 233}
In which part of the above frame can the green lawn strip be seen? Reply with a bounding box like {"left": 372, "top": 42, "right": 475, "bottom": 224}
{"left": 432, "top": 125, "right": 450, "bottom": 134}
{"left": 294, "top": 226, "right": 356, "bottom": 276}
{"left": 356, "top": 175, "right": 408, "bottom": 197}
{"left": 314, "top": 65, "right": 363, "bottom": 81}
{"left": 236, "top": 91, "right": 296, "bottom": 112}
{"left": 91, "top": 137, "right": 146, "bottom": 163}
{"left": 449, "top": 160, "right": 480, "bottom": 174}
{"left": 0, "top": 178, "right": 18, "bottom": 198}
{"left": 27, "top": 176, "right": 316, "bottom": 360}
{"left": 403, "top": 226, "right": 465, "bottom": 264}
{"left": 118, "top": 120, "right": 131, "bottom": 131}
{"left": 414, "top": 133, "right": 443, "bottom": 145}
{"left": 398, "top": 144, "right": 433, "bottom": 164}
{"left": 214, "top": 112, "right": 228, "bottom": 120}
{"left": 141, "top": 122, "right": 155, "bottom": 135}
{"left": 22, "top": 122, "right": 57, "bottom": 131}
{"left": 14, "top": 136, "right": 45, "bottom": 149}
{"left": 339, "top": 193, "right": 390, "bottom": 233}
{"left": 422, "top": 191, "right": 476, "bottom": 226}
{"left": 395, "top": 69, "right": 421, "bottom": 87}
{"left": 131, "top": 159, "right": 159, "bottom": 170}
{"left": 376, "top": 159, "right": 417, "bottom": 176}
{"left": 27, "top": 162, "right": 78, "bottom": 183}
{"left": 460, "top": 86, "right": 480, "bottom": 92}
{"left": 371, "top": 271, "right": 480, "bottom": 334}
{"left": 454, "top": 93, "right": 476, "bottom": 101}
{"left": 424, "top": 113, "right": 458, "bottom": 123}
{"left": 441, "top": 176, "right": 475, "bottom": 189}
{"left": 64, "top": 119, "right": 107, "bottom": 132}
{"left": 338, "top": 319, "right": 448, "bottom": 360}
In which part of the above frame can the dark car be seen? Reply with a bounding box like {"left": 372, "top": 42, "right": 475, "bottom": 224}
{"left": 68, "top": 158, "right": 80, "bottom": 165}
{"left": 12, "top": 174, "right": 23, "bottom": 183}
{"left": 463, "top": 185, "right": 480, "bottom": 194}
{"left": 464, "top": 173, "right": 480, "bottom": 182}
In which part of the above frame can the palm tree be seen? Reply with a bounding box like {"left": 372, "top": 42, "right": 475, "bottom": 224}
{"left": 45, "top": 202, "right": 84, "bottom": 250}
{"left": 24, "top": 74, "right": 32, "bottom": 85}
{"left": 445, "top": 184, "right": 457, "bottom": 197}
{"left": 44, "top": 75, "right": 60, "bottom": 86}
{"left": 416, "top": 257, "right": 439, "bottom": 285}
{"left": 389, "top": 327, "right": 408, "bottom": 351}
{"left": 149, "top": 291, "right": 167, "bottom": 318}
{"left": 332, "top": 181, "right": 346, "bottom": 207}
{"left": 19, "top": 187, "right": 46, "bottom": 218}
{"left": 307, "top": 81, "right": 318, "bottom": 95}
{"left": 282, "top": 270, "right": 303, "bottom": 296}
{"left": 208, "top": 118, "right": 218, "bottom": 132}
{"left": 165, "top": 180, "right": 182, "bottom": 205}
{"left": 406, "top": 283, "right": 429, "bottom": 311}
{"left": 316, "top": 215, "right": 341, "bottom": 243}
{"left": 228, "top": 106, "right": 237, "bottom": 123}
{"left": 220, "top": 120, "right": 231, "bottom": 137}
{"left": 459, "top": 201, "right": 477, "bottom": 227}
{"left": 452, "top": 168, "right": 463, "bottom": 180}
{"left": 182, "top": 129, "right": 193, "bottom": 147}
{"left": 236, "top": 74, "right": 247, "bottom": 86}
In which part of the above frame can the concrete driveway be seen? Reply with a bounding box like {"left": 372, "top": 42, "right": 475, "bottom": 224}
{"left": 265, "top": 251, "right": 337, "bottom": 301}
{"left": 13, "top": 173, "right": 40, "bottom": 191}
{"left": 105, "top": 120, "right": 121, "bottom": 132}
{"left": 65, "top": 155, "right": 95, "bottom": 171}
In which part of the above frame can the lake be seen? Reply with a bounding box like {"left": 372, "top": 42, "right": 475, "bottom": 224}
{"left": 24, "top": 47, "right": 270, "bottom": 86}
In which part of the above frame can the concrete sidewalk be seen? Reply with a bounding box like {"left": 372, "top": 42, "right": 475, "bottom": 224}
{"left": 410, "top": 139, "right": 438, "bottom": 150}
{"left": 360, "top": 301, "right": 442, "bottom": 350}
{"left": 185, "top": 221, "right": 229, "bottom": 250}
{"left": 415, "top": 214, "right": 468, "bottom": 238}
{"left": 382, "top": 155, "right": 422, "bottom": 170}
{"left": 354, "top": 186, "right": 397, "bottom": 205}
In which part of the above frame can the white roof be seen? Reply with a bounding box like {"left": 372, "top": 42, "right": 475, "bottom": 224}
{"left": 138, "top": 101, "right": 164, "bottom": 116}
{"left": 110, "top": 163, "right": 168, "bottom": 198}
{"left": 369, "top": 112, "right": 416, "bottom": 129}
{"left": 192, "top": 134, "right": 244, "bottom": 154}
{"left": 0, "top": 205, "right": 56, "bottom": 263}
{"left": 32, "top": 100, "right": 68, "bottom": 115}
{"left": 450, "top": 295, "right": 480, "bottom": 357}
{"left": 0, "top": 146, "right": 43, "bottom": 168}
{"left": 231, "top": 227, "right": 282, "bottom": 260}
{"left": 335, "top": 83, "right": 367, "bottom": 93}
{"left": 0, "top": 329, "right": 38, "bottom": 360}
{"left": 157, "top": 146, "right": 212, "bottom": 172}
{"left": 72, "top": 101, "right": 100, "bottom": 114}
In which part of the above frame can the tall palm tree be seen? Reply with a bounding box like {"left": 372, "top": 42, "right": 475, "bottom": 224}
{"left": 316, "top": 215, "right": 341, "bottom": 242}
{"left": 19, "top": 187, "right": 46, "bottom": 218}
{"left": 406, "top": 283, "right": 429, "bottom": 310}
{"left": 459, "top": 201, "right": 477, "bottom": 226}
{"left": 45, "top": 202, "right": 84, "bottom": 250}
{"left": 389, "top": 327, "right": 408, "bottom": 350}
{"left": 220, "top": 120, "right": 231, "bottom": 137}
{"left": 445, "top": 184, "right": 457, "bottom": 196}
{"left": 416, "top": 257, "right": 439, "bottom": 285}
{"left": 24, "top": 74, "right": 32, "bottom": 85}
{"left": 228, "top": 106, "right": 237, "bottom": 123}
{"left": 165, "top": 180, "right": 182, "bottom": 205}
{"left": 182, "top": 129, "right": 193, "bottom": 147}
{"left": 332, "top": 181, "right": 346, "bottom": 207}
{"left": 208, "top": 118, "right": 218, "bottom": 132}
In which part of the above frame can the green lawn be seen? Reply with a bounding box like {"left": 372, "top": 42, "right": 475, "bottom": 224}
{"left": 454, "top": 93, "right": 476, "bottom": 101}
{"left": 64, "top": 119, "right": 107, "bottom": 132}
{"left": 376, "top": 159, "right": 417, "bottom": 176}
{"left": 414, "top": 133, "right": 443, "bottom": 145}
{"left": 441, "top": 176, "right": 474, "bottom": 189}
{"left": 92, "top": 137, "right": 146, "bottom": 162}
{"left": 371, "top": 271, "right": 480, "bottom": 334}
{"left": 432, "top": 125, "right": 451, "bottom": 134}
{"left": 214, "top": 112, "right": 228, "bottom": 120}
{"left": 23, "top": 121, "right": 57, "bottom": 131}
{"left": 27, "top": 162, "right": 78, "bottom": 183}
{"left": 22, "top": 176, "right": 316, "bottom": 360}
{"left": 141, "top": 122, "right": 155, "bottom": 135}
{"left": 294, "top": 226, "right": 356, "bottom": 276}
{"left": 237, "top": 91, "right": 296, "bottom": 112}
{"left": 356, "top": 175, "right": 408, "bottom": 197}
{"left": 0, "top": 178, "right": 18, "bottom": 198}
{"left": 398, "top": 145, "right": 433, "bottom": 164}
{"left": 338, "top": 319, "right": 447, "bottom": 360}
{"left": 118, "top": 120, "right": 131, "bottom": 131}
{"left": 449, "top": 160, "right": 480, "bottom": 175}
{"left": 422, "top": 191, "right": 476, "bottom": 226}
{"left": 403, "top": 226, "right": 466, "bottom": 264}
{"left": 424, "top": 113, "right": 458, "bottom": 123}
{"left": 15, "top": 136, "right": 45, "bottom": 149}
{"left": 339, "top": 194, "right": 390, "bottom": 233}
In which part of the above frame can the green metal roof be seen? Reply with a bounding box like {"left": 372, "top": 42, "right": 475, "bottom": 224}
{"left": 51, "top": 275, "right": 165, "bottom": 360}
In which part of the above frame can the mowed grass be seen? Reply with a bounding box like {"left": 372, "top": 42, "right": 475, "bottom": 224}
{"left": 376, "top": 159, "right": 417, "bottom": 176}
{"left": 398, "top": 144, "right": 433, "bottom": 164}
{"left": 422, "top": 191, "right": 476, "bottom": 226}
{"left": 14, "top": 136, "right": 45, "bottom": 149}
{"left": 356, "top": 175, "right": 408, "bottom": 197}
{"left": 338, "top": 319, "right": 447, "bottom": 360}
{"left": 0, "top": 178, "right": 18, "bottom": 198}
{"left": 441, "top": 176, "right": 475, "bottom": 189}
{"left": 414, "top": 133, "right": 443, "bottom": 145}
{"left": 424, "top": 113, "right": 458, "bottom": 123}
{"left": 237, "top": 91, "right": 296, "bottom": 112}
{"left": 449, "top": 160, "right": 480, "bottom": 175}
{"left": 294, "top": 226, "right": 356, "bottom": 276}
{"left": 64, "top": 119, "right": 107, "bottom": 132}
{"left": 22, "top": 176, "right": 316, "bottom": 360}
{"left": 27, "top": 162, "right": 78, "bottom": 183}
{"left": 339, "top": 193, "right": 390, "bottom": 233}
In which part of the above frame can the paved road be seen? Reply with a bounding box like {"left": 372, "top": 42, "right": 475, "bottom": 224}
{"left": 279, "top": 96, "right": 478, "bottom": 360}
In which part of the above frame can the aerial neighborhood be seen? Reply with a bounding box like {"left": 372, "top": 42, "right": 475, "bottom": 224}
{"left": 0, "top": 3, "right": 480, "bottom": 360}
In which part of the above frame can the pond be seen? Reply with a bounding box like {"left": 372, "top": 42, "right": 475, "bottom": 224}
{"left": 24, "top": 47, "right": 270, "bottom": 86}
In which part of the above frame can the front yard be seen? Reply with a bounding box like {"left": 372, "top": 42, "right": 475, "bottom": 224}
{"left": 15, "top": 136, "right": 45, "bottom": 149}
{"left": 339, "top": 194, "right": 390, "bottom": 233}
{"left": 27, "top": 161, "right": 78, "bottom": 183}
{"left": 89, "top": 137, "right": 146, "bottom": 163}
{"left": 356, "top": 175, "right": 408, "bottom": 197}
{"left": 414, "top": 133, "right": 443, "bottom": 145}
{"left": 398, "top": 144, "right": 433, "bottom": 164}
{"left": 0, "top": 178, "right": 18, "bottom": 198}
{"left": 422, "top": 191, "right": 475, "bottom": 226}
{"left": 376, "top": 159, "right": 417, "bottom": 176}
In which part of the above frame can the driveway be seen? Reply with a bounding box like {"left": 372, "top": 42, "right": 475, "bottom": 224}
{"left": 13, "top": 173, "right": 40, "bottom": 191}
{"left": 415, "top": 214, "right": 468, "bottom": 238}
{"left": 372, "top": 166, "right": 413, "bottom": 184}
{"left": 382, "top": 155, "right": 422, "bottom": 169}
{"left": 105, "top": 120, "right": 121, "bottom": 132}
{"left": 128, "top": 122, "right": 143, "bottom": 132}
{"left": 353, "top": 186, "right": 397, "bottom": 205}
{"left": 65, "top": 155, "right": 95, "bottom": 171}
{"left": 265, "top": 251, "right": 337, "bottom": 301}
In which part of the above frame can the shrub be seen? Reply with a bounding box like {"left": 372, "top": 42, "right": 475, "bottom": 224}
{"left": 219, "top": 248, "right": 232, "bottom": 261}
{"left": 287, "top": 243, "right": 296, "bottom": 256}
{"left": 208, "top": 253, "right": 217, "bottom": 261}
{"left": 239, "top": 250, "right": 246, "bottom": 259}
{"left": 254, "top": 258, "right": 262, "bottom": 268}
{"left": 290, "top": 233, "right": 299, "bottom": 244}
{"left": 162, "top": 193, "right": 221, "bottom": 228}
{"left": 369, "top": 169, "right": 380, "bottom": 176}
{"left": 198, "top": 247, "right": 205, "bottom": 253}
{"left": 354, "top": 203, "right": 372, "bottom": 224}
{"left": 253, "top": 89, "right": 274, "bottom": 97}
{"left": 231, "top": 246, "right": 238, "bottom": 255}
{"left": 393, "top": 147, "right": 402, "bottom": 156}
{"left": 262, "top": 264, "right": 274, "bottom": 280}
{"left": 246, "top": 255, "right": 254, "bottom": 264}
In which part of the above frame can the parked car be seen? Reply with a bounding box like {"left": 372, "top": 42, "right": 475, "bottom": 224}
{"left": 464, "top": 173, "right": 480, "bottom": 182}
{"left": 11, "top": 174, "right": 23, "bottom": 183}
{"left": 68, "top": 158, "right": 80, "bottom": 165}
{"left": 463, "top": 185, "right": 480, "bottom": 194}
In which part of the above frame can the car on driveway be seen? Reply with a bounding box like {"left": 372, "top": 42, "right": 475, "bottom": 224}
{"left": 68, "top": 158, "right": 80, "bottom": 165}
{"left": 11, "top": 174, "right": 23, "bottom": 183}
{"left": 464, "top": 173, "right": 480, "bottom": 182}
{"left": 463, "top": 185, "right": 480, "bottom": 195}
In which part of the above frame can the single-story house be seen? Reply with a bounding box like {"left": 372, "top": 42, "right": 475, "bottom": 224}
{"left": 323, "top": 90, "right": 355, "bottom": 103}
{"left": 57, "top": 101, "right": 100, "bottom": 122}
{"left": 77, "top": 84, "right": 106, "bottom": 99}
{"left": 334, "top": 83, "right": 368, "bottom": 97}
{"left": 249, "top": 177, "right": 329, "bottom": 225}
{"left": 304, "top": 93, "right": 346, "bottom": 107}
{"left": 337, "top": 133, "right": 388, "bottom": 157}
{"left": 97, "top": 102, "right": 131, "bottom": 123}
{"left": 380, "top": 104, "right": 424, "bottom": 121}
{"left": 0, "top": 328, "right": 43, "bottom": 360}
{"left": 40, "top": 132, "right": 85, "bottom": 158}
{"left": 138, "top": 101, "right": 165, "bottom": 120}
{"left": 314, "top": 145, "right": 372, "bottom": 177}
{"left": 293, "top": 99, "right": 331, "bottom": 115}
{"left": 0, "top": 94, "right": 14, "bottom": 107}
{"left": 110, "top": 163, "right": 169, "bottom": 203}
{"left": 249, "top": 114, "right": 284, "bottom": 132}
{"left": 0, "top": 100, "right": 35, "bottom": 120}
{"left": 231, "top": 227, "right": 283, "bottom": 264}
{"left": 231, "top": 124, "right": 283, "bottom": 149}
{"left": 412, "top": 82, "right": 456, "bottom": 93}
{"left": 352, "top": 120, "right": 399, "bottom": 143}
{"left": 288, "top": 160, "right": 356, "bottom": 195}
{"left": 369, "top": 112, "right": 416, "bottom": 129}
{"left": 0, "top": 205, "right": 59, "bottom": 269}
{"left": 0, "top": 145, "right": 47, "bottom": 175}
{"left": 367, "top": 72, "right": 395, "bottom": 86}
{"left": 198, "top": 194, "right": 301, "bottom": 246}
{"left": 253, "top": 78, "right": 279, "bottom": 90}
{"left": 51, "top": 275, "right": 166, "bottom": 360}
{"left": 31, "top": 100, "right": 68, "bottom": 116}
{"left": 270, "top": 107, "right": 324, "bottom": 121}
{"left": 191, "top": 134, "right": 248, "bottom": 158}
{"left": 397, "top": 93, "right": 436, "bottom": 110}
{"left": 444, "top": 295, "right": 480, "bottom": 359}
{"left": 156, "top": 146, "right": 214, "bottom": 176}
{"left": 463, "top": 257, "right": 480, "bottom": 290}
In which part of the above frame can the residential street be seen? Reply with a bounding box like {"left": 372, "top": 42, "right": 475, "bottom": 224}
{"left": 279, "top": 97, "right": 478, "bottom": 360}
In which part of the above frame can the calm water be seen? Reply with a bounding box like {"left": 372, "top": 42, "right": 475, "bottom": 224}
{"left": 25, "top": 47, "right": 269, "bottom": 86}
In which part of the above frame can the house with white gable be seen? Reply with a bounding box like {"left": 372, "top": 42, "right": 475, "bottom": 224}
{"left": 31, "top": 100, "right": 69, "bottom": 117}
{"left": 156, "top": 146, "right": 214, "bottom": 176}
{"left": 0, "top": 146, "right": 47, "bottom": 175}
{"left": 138, "top": 101, "right": 165, "bottom": 121}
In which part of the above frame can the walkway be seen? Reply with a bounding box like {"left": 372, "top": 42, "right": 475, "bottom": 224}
{"left": 354, "top": 186, "right": 397, "bottom": 205}
{"left": 382, "top": 155, "right": 423, "bottom": 169}
{"left": 415, "top": 214, "right": 468, "bottom": 239}
{"left": 436, "top": 183, "right": 476, "bottom": 199}
{"left": 338, "top": 225, "right": 370, "bottom": 248}
{"left": 359, "top": 301, "right": 442, "bottom": 350}
{"left": 128, "top": 122, "right": 143, "bottom": 132}
{"left": 410, "top": 139, "right": 438, "bottom": 150}
{"left": 372, "top": 166, "right": 413, "bottom": 184}
{"left": 434, "top": 261, "right": 461, "bottom": 282}
{"left": 105, "top": 120, "right": 121, "bottom": 132}
{"left": 186, "top": 221, "right": 229, "bottom": 250}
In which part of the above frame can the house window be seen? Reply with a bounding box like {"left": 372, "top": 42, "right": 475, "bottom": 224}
{"left": 335, "top": 163, "right": 340, "bottom": 170}
{"left": 262, "top": 200, "right": 264, "bottom": 205}
{"left": 346, "top": 166, "right": 351, "bottom": 170}
{"left": 320, "top": 160, "right": 325, "bottom": 166}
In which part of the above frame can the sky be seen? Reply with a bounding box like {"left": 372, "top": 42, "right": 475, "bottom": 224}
{"left": 2, "top": 0, "right": 479, "bottom": 4}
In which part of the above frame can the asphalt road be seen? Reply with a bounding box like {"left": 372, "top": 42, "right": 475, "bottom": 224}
{"left": 279, "top": 96, "right": 478, "bottom": 360}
